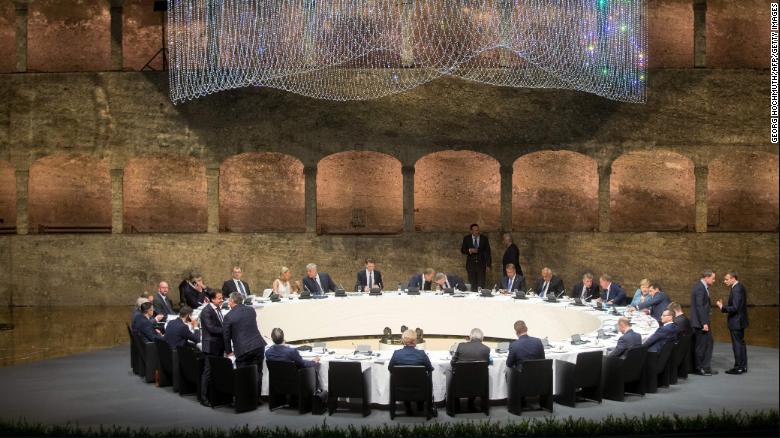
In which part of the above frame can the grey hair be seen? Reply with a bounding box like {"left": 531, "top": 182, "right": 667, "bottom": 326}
{"left": 229, "top": 292, "right": 243, "bottom": 303}
{"left": 306, "top": 263, "right": 318, "bottom": 271}
{"left": 469, "top": 328, "right": 484, "bottom": 341}
{"left": 541, "top": 267, "right": 552, "bottom": 275}
{"left": 434, "top": 272, "right": 447, "bottom": 281}
{"left": 401, "top": 329, "right": 417, "bottom": 346}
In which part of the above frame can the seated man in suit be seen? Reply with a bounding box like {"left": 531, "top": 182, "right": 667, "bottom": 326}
{"left": 180, "top": 271, "right": 209, "bottom": 309}
{"left": 629, "top": 282, "right": 670, "bottom": 322}
{"left": 265, "top": 328, "right": 320, "bottom": 367}
{"left": 506, "top": 320, "right": 545, "bottom": 370}
{"left": 132, "top": 295, "right": 149, "bottom": 322}
{"left": 388, "top": 329, "right": 435, "bottom": 416}
{"left": 407, "top": 268, "right": 436, "bottom": 291}
{"left": 667, "top": 302, "right": 692, "bottom": 338}
{"left": 163, "top": 306, "right": 201, "bottom": 349}
{"left": 608, "top": 317, "right": 642, "bottom": 358}
{"left": 499, "top": 263, "right": 524, "bottom": 294}
{"left": 643, "top": 310, "right": 679, "bottom": 353}
{"left": 132, "top": 302, "right": 164, "bottom": 343}
{"left": 223, "top": 292, "right": 268, "bottom": 398}
{"left": 355, "top": 257, "right": 383, "bottom": 292}
{"left": 301, "top": 263, "right": 338, "bottom": 295}
{"left": 450, "top": 328, "right": 491, "bottom": 412}
{"left": 434, "top": 272, "right": 467, "bottom": 291}
{"left": 153, "top": 281, "right": 176, "bottom": 317}
{"left": 598, "top": 273, "right": 627, "bottom": 306}
{"left": 571, "top": 272, "right": 600, "bottom": 301}
{"left": 534, "top": 267, "right": 565, "bottom": 299}
{"left": 221, "top": 266, "right": 251, "bottom": 300}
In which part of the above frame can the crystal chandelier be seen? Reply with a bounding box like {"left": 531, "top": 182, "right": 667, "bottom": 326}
{"left": 168, "top": 0, "right": 647, "bottom": 104}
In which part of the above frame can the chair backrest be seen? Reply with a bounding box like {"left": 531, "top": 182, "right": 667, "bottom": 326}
{"left": 154, "top": 338, "right": 174, "bottom": 374}
{"left": 176, "top": 345, "right": 201, "bottom": 384}
{"left": 132, "top": 331, "right": 148, "bottom": 360}
{"left": 574, "top": 350, "right": 603, "bottom": 388}
{"left": 389, "top": 365, "right": 430, "bottom": 402}
{"left": 508, "top": 359, "right": 553, "bottom": 397}
{"left": 328, "top": 361, "right": 364, "bottom": 398}
{"left": 451, "top": 361, "right": 489, "bottom": 397}
{"left": 266, "top": 361, "right": 300, "bottom": 395}
{"left": 655, "top": 340, "right": 675, "bottom": 371}
{"left": 208, "top": 355, "right": 236, "bottom": 395}
{"left": 621, "top": 346, "right": 648, "bottom": 381}
{"left": 672, "top": 334, "right": 692, "bottom": 366}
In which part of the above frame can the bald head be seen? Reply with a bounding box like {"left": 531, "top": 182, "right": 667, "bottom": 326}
{"left": 158, "top": 281, "right": 169, "bottom": 295}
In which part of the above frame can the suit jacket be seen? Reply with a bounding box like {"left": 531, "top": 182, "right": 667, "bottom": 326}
{"left": 636, "top": 291, "right": 671, "bottom": 322}
{"left": 221, "top": 279, "right": 252, "bottom": 298}
{"left": 500, "top": 274, "right": 525, "bottom": 292}
{"left": 609, "top": 329, "right": 642, "bottom": 358}
{"left": 570, "top": 282, "right": 600, "bottom": 301}
{"left": 502, "top": 243, "right": 522, "bottom": 276}
{"left": 388, "top": 345, "right": 434, "bottom": 372}
{"left": 721, "top": 282, "right": 749, "bottom": 330}
{"left": 689, "top": 280, "right": 711, "bottom": 329}
{"left": 643, "top": 322, "right": 679, "bottom": 353}
{"left": 451, "top": 340, "right": 491, "bottom": 367}
{"left": 601, "top": 282, "right": 627, "bottom": 306}
{"left": 461, "top": 234, "right": 492, "bottom": 269}
{"left": 407, "top": 274, "right": 434, "bottom": 291}
{"left": 265, "top": 344, "right": 318, "bottom": 368}
{"left": 534, "top": 276, "right": 565, "bottom": 298}
{"left": 163, "top": 317, "right": 200, "bottom": 349}
{"left": 180, "top": 280, "right": 205, "bottom": 309}
{"left": 506, "top": 335, "right": 545, "bottom": 369}
{"left": 200, "top": 303, "right": 225, "bottom": 355}
{"left": 442, "top": 273, "right": 467, "bottom": 291}
{"left": 153, "top": 293, "right": 175, "bottom": 316}
{"left": 131, "top": 312, "right": 163, "bottom": 343}
{"left": 222, "top": 304, "right": 267, "bottom": 357}
{"left": 302, "top": 272, "right": 338, "bottom": 295}
{"left": 673, "top": 314, "right": 693, "bottom": 338}
{"left": 356, "top": 269, "right": 383, "bottom": 291}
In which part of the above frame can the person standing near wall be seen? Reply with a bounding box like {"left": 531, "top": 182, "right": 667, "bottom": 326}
{"left": 461, "top": 223, "right": 491, "bottom": 290}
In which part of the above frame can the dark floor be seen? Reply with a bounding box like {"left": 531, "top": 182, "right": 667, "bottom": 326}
{"left": 0, "top": 342, "right": 776, "bottom": 432}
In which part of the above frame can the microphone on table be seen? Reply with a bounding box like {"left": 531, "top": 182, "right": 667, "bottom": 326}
{"left": 556, "top": 289, "right": 566, "bottom": 299}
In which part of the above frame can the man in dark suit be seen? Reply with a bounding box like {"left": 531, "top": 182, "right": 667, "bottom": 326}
{"left": 499, "top": 263, "right": 524, "bottom": 293}
{"left": 221, "top": 266, "right": 251, "bottom": 299}
{"left": 302, "top": 263, "right": 338, "bottom": 295}
{"left": 460, "top": 223, "right": 492, "bottom": 290}
{"left": 501, "top": 233, "right": 523, "bottom": 277}
{"left": 355, "top": 258, "right": 383, "bottom": 291}
{"left": 163, "top": 306, "right": 200, "bottom": 349}
{"left": 570, "top": 272, "right": 599, "bottom": 301}
{"left": 180, "top": 271, "right": 208, "bottom": 309}
{"left": 223, "top": 292, "right": 268, "bottom": 399}
{"left": 450, "top": 328, "right": 491, "bottom": 412}
{"left": 717, "top": 271, "right": 749, "bottom": 375}
{"left": 668, "top": 302, "right": 693, "bottom": 338}
{"left": 200, "top": 289, "right": 225, "bottom": 404}
{"left": 434, "top": 272, "right": 467, "bottom": 291}
{"left": 265, "top": 328, "right": 320, "bottom": 368}
{"left": 153, "top": 281, "right": 176, "bottom": 316}
{"left": 630, "top": 282, "right": 670, "bottom": 322}
{"left": 533, "top": 267, "right": 565, "bottom": 299}
{"left": 388, "top": 329, "right": 435, "bottom": 416}
{"left": 598, "top": 274, "right": 627, "bottom": 306}
{"left": 407, "top": 268, "right": 436, "bottom": 291}
{"left": 506, "top": 320, "right": 545, "bottom": 370}
{"left": 690, "top": 270, "right": 717, "bottom": 375}
{"left": 609, "top": 317, "right": 642, "bottom": 358}
{"left": 132, "top": 302, "right": 164, "bottom": 343}
{"left": 643, "top": 310, "right": 679, "bottom": 353}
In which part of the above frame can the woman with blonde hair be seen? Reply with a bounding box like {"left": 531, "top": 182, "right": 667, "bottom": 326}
{"left": 272, "top": 267, "right": 300, "bottom": 297}
{"left": 630, "top": 278, "right": 651, "bottom": 307}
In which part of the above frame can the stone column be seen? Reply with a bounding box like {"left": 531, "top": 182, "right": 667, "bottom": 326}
{"left": 597, "top": 162, "right": 612, "bottom": 233}
{"left": 304, "top": 165, "right": 317, "bottom": 233}
{"left": 109, "top": 0, "right": 125, "bottom": 71}
{"left": 402, "top": 165, "right": 415, "bottom": 232}
{"left": 693, "top": 0, "right": 707, "bottom": 68}
{"left": 694, "top": 165, "right": 709, "bottom": 233}
{"left": 110, "top": 168, "right": 124, "bottom": 234}
{"left": 500, "top": 164, "right": 513, "bottom": 231}
{"left": 15, "top": 170, "right": 28, "bottom": 235}
{"left": 206, "top": 167, "right": 220, "bottom": 233}
{"left": 400, "top": 0, "right": 415, "bottom": 67}
{"left": 14, "top": 0, "right": 30, "bottom": 73}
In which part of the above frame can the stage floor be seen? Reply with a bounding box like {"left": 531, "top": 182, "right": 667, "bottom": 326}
{"left": 0, "top": 343, "right": 776, "bottom": 432}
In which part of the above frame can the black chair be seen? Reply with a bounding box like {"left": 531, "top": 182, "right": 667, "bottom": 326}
{"left": 176, "top": 346, "right": 204, "bottom": 399}
{"left": 206, "top": 356, "right": 258, "bottom": 413}
{"left": 126, "top": 324, "right": 140, "bottom": 376}
{"left": 644, "top": 341, "right": 675, "bottom": 393}
{"left": 327, "top": 361, "right": 370, "bottom": 416}
{"left": 266, "top": 361, "right": 317, "bottom": 414}
{"left": 602, "top": 346, "right": 647, "bottom": 402}
{"left": 153, "top": 339, "right": 174, "bottom": 388}
{"left": 506, "top": 359, "right": 553, "bottom": 415}
{"left": 132, "top": 331, "right": 159, "bottom": 383}
{"left": 389, "top": 365, "right": 434, "bottom": 420}
{"left": 446, "top": 361, "right": 489, "bottom": 416}
{"left": 670, "top": 334, "right": 692, "bottom": 384}
{"left": 554, "top": 350, "right": 603, "bottom": 407}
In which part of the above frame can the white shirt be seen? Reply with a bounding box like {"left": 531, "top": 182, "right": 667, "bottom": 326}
{"left": 210, "top": 303, "right": 223, "bottom": 322}
{"left": 233, "top": 279, "right": 246, "bottom": 296}
{"left": 315, "top": 274, "right": 323, "bottom": 292}
{"left": 604, "top": 282, "right": 613, "bottom": 301}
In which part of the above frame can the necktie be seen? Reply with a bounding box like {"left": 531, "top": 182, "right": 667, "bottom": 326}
{"left": 581, "top": 285, "right": 587, "bottom": 300}
{"left": 368, "top": 272, "right": 373, "bottom": 288}
{"left": 543, "top": 281, "right": 549, "bottom": 296}
{"left": 215, "top": 306, "right": 223, "bottom": 323}
{"left": 606, "top": 286, "right": 611, "bottom": 301}
{"left": 473, "top": 236, "right": 477, "bottom": 248}
{"left": 508, "top": 277, "right": 513, "bottom": 291}
{"left": 445, "top": 279, "right": 450, "bottom": 289}
{"left": 315, "top": 276, "right": 323, "bottom": 293}
{"left": 237, "top": 280, "right": 246, "bottom": 296}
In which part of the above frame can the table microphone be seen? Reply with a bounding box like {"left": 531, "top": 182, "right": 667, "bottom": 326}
{"left": 556, "top": 289, "right": 566, "bottom": 299}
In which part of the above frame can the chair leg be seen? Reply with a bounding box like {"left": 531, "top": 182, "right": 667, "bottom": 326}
{"left": 389, "top": 401, "right": 396, "bottom": 419}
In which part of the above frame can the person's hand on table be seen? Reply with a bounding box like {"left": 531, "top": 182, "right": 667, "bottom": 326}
{"left": 312, "top": 356, "right": 321, "bottom": 363}
{"left": 626, "top": 306, "right": 636, "bottom": 312}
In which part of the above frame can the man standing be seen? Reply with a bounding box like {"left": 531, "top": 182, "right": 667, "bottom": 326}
{"left": 690, "top": 270, "right": 717, "bottom": 376}
{"left": 200, "top": 289, "right": 225, "bottom": 404}
{"left": 221, "top": 266, "right": 251, "bottom": 300}
{"left": 223, "top": 292, "right": 267, "bottom": 401}
{"left": 717, "top": 271, "right": 749, "bottom": 375}
{"left": 153, "top": 281, "right": 176, "bottom": 316}
{"left": 356, "top": 258, "right": 384, "bottom": 291}
{"left": 461, "top": 223, "right": 491, "bottom": 290}
{"left": 501, "top": 233, "right": 522, "bottom": 277}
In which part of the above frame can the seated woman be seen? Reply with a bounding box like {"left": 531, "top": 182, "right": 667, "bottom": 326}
{"left": 272, "top": 266, "right": 300, "bottom": 297}
{"left": 629, "top": 278, "right": 651, "bottom": 307}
